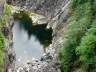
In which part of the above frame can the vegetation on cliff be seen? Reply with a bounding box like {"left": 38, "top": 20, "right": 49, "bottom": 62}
{"left": 0, "top": 2, "right": 11, "bottom": 72}
{"left": 59, "top": 0, "right": 96, "bottom": 72}
{"left": 0, "top": 32, "right": 4, "bottom": 72}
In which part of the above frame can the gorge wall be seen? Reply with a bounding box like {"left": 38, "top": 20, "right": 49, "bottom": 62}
{"left": 1, "top": 0, "right": 96, "bottom": 72}
{"left": 0, "top": 1, "right": 15, "bottom": 72}
{"left": 8, "top": 0, "right": 70, "bottom": 46}
{"left": 7, "top": 0, "right": 69, "bottom": 29}
{"left": 5, "top": 0, "right": 70, "bottom": 72}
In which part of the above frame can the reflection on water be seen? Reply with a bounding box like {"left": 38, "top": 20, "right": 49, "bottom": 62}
{"left": 12, "top": 11, "right": 52, "bottom": 65}
{"left": 13, "top": 11, "right": 52, "bottom": 47}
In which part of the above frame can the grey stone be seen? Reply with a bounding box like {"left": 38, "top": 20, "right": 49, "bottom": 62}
{"left": 6, "top": 0, "right": 70, "bottom": 72}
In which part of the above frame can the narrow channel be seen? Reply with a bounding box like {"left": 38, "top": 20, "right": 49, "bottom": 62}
{"left": 12, "top": 11, "right": 52, "bottom": 66}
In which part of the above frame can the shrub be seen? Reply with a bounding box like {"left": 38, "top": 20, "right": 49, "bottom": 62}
{"left": 59, "top": 39, "right": 77, "bottom": 72}
{"left": 0, "top": 33, "right": 4, "bottom": 72}
{"left": 76, "top": 20, "right": 96, "bottom": 64}
{"left": 70, "top": 0, "right": 92, "bottom": 11}
{"left": 0, "top": 3, "right": 11, "bottom": 27}
{"left": 0, "top": 32, "right": 4, "bottom": 50}
{"left": 73, "top": 2, "right": 92, "bottom": 19}
{"left": 59, "top": 17, "right": 92, "bottom": 72}
{"left": 0, "top": 2, "right": 11, "bottom": 72}
{"left": 76, "top": 34, "right": 96, "bottom": 64}
{"left": 59, "top": 0, "right": 94, "bottom": 72}
{"left": 0, "top": 49, "right": 4, "bottom": 72}
{"left": 3, "top": 3, "right": 11, "bottom": 16}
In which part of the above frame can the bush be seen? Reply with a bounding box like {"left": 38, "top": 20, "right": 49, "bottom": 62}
{"left": 59, "top": 38, "right": 77, "bottom": 72}
{"left": 3, "top": 3, "right": 11, "bottom": 16}
{"left": 70, "top": 0, "right": 92, "bottom": 11}
{"left": 0, "top": 49, "right": 4, "bottom": 72}
{"left": 0, "top": 3, "right": 11, "bottom": 27}
{"left": 59, "top": 0, "right": 94, "bottom": 72}
{"left": 76, "top": 20, "right": 96, "bottom": 64}
{"left": 0, "top": 33, "right": 4, "bottom": 72}
{"left": 73, "top": 2, "right": 92, "bottom": 19}
{"left": 0, "top": 32, "right": 4, "bottom": 50}
{"left": 76, "top": 34, "right": 96, "bottom": 64}
{"left": 59, "top": 17, "right": 92, "bottom": 72}
{"left": 0, "top": 2, "right": 11, "bottom": 72}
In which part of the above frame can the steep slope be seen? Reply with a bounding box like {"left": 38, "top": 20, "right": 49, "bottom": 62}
{"left": 7, "top": 0, "right": 70, "bottom": 72}
{"left": 59, "top": 0, "right": 96, "bottom": 72}
{"left": 0, "top": 1, "right": 15, "bottom": 72}
{"left": 5, "top": 0, "right": 96, "bottom": 72}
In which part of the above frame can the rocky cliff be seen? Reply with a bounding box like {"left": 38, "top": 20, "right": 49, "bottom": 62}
{"left": 3, "top": 16, "right": 15, "bottom": 72}
{"left": 8, "top": 0, "right": 70, "bottom": 41}
{"left": 6, "top": 0, "right": 70, "bottom": 72}
{"left": 0, "top": 1, "right": 15, "bottom": 72}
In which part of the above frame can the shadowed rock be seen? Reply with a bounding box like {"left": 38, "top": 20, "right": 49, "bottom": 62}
{"left": 1, "top": 27, "right": 9, "bottom": 37}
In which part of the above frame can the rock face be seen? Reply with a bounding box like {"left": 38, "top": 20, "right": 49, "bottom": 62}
{"left": 6, "top": 0, "right": 70, "bottom": 72}
{"left": 8, "top": 0, "right": 69, "bottom": 18}
{"left": 3, "top": 16, "right": 15, "bottom": 72}
{"left": 0, "top": 0, "right": 4, "bottom": 16}
{"left": 9, "top": 0, "right": 70, "bottom": 34}
{"left": 0, "top": 1, "right": 15, "bottom": 72}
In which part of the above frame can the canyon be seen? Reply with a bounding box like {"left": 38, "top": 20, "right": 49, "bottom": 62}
{"left": 1, "top": 0, "right": 69, "bottom": 72}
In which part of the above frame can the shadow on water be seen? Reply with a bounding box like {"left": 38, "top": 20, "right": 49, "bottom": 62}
{"left": 13, "top": 11, "right": 52, "bottom": 48}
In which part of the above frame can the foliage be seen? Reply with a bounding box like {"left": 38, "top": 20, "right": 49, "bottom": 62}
{"left": 0, "top": 33, "right": 4, "bottom": 72}
{"left": 59, "top": 39, "right": 77, "bottom": 72}
{"left": 0, "top": 33, "right": 4, "bottom": 50}
{"left": 0, "top": 49, "right": 4, "bottom": 72}
{"left": 76, "top": 34, "right": 96, "bottom": 64}
{"left": 3, "top": 3, "right": 11, "bottom": 16}
{"left": 0, "top": 2, "right": 11, "bottom": 27}
{"left": 70, "top": 0, "right": 92, "bottom": 11}
{"left": 59, "top": 0, "right": 95, "bottom": 72}
{"left": 76, "top": 20, "right": 96, "bottom": 64}
{"left": 0, "top": 2, "right": 11, "bottom": 72}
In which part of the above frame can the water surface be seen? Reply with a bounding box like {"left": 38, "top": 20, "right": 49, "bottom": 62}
{"left": 12, "top": 11, "right": 52, "bottom": 65}
{"left": 13, "top": 22, "right": 43, "bottom": 65}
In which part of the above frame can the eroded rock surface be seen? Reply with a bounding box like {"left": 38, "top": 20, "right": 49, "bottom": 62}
{"left": 0, "top": 1, "right": 15, "bottom": 72}
{"left": 6, "top": 0, "right": 70, "bottom": 72}
{"left": 4, "top": 16, "right": 15, "bottom": 72}
{"left": 0, "top": 0, "right": 4, "bottom": 16}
